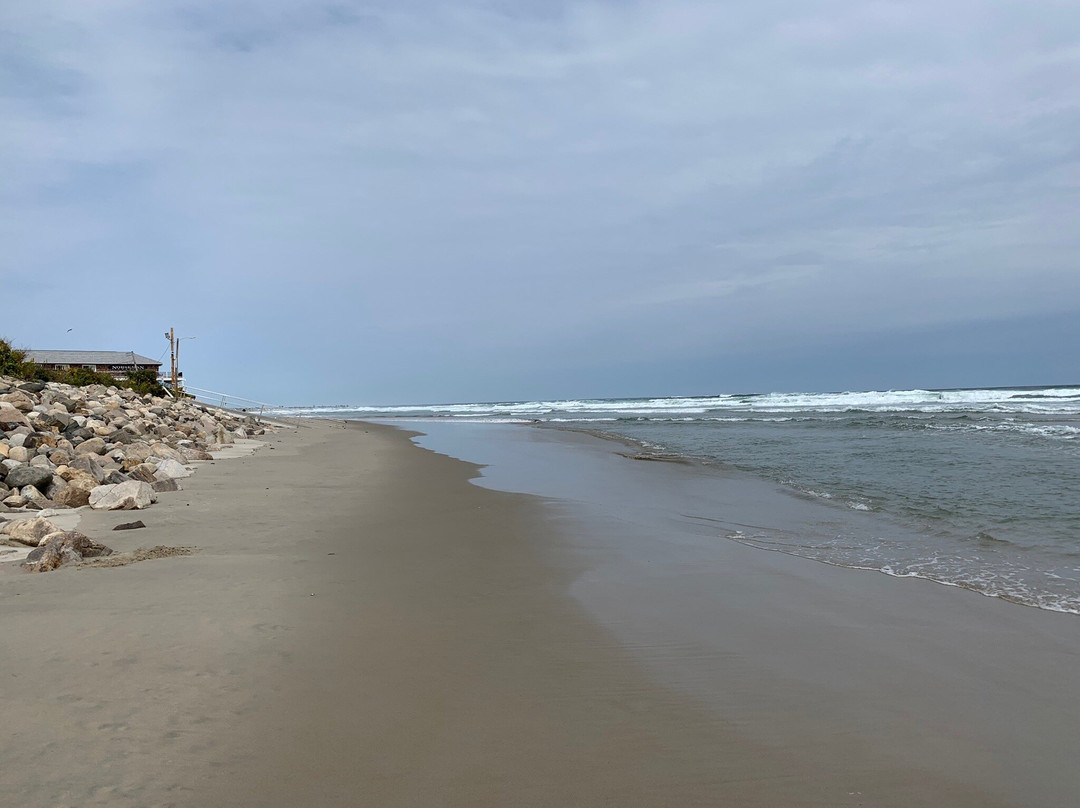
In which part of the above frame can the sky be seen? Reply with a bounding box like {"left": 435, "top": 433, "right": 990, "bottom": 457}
{"left": 2, "top": 0, "right": 1078, "bottom": 405}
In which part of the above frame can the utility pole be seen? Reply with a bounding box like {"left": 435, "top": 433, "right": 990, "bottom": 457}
{"left": 166, "top": 327, "right": 177, "bottom": 397}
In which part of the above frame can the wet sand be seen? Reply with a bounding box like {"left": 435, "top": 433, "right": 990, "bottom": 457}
{"left": 0, "top": 421, "right": 1074, "bottom": 806}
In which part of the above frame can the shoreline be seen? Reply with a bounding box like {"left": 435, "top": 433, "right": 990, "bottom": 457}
{"left": 1, "top": 419, "right": 1077, "bottom": 805}
{"left": 524, "top": 418, "right": 1080, "bottom": 615}
{"left": 556, "top": 418, "right": 1080, "bottom": 614}
{"left": 407, "top": 420, "right": 1080, "bottom": 807}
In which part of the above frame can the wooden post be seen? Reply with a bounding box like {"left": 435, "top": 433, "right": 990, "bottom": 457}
{"left": 169, "top": 328, "right": 177, "bottom": 397}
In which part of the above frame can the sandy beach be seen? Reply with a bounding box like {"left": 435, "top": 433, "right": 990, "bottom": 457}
{"left": 2, "top": 420, "right": 1078, "bottom": 807}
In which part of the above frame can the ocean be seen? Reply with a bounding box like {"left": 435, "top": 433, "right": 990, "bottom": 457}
{"left": 276, "top": 386, "right": 1080, "bottom": 614}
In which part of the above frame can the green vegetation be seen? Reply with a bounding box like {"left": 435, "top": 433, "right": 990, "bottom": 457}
{"left": 122, "top": 368, "right": 168, "bottom": 397}
{"left": 0, "top": 337, "right": 168, "bottom": 398}
{"left": 0, "top": 339, "right": 35, "bottom": 378}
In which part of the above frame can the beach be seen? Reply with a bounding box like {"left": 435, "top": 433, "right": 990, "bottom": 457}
{"left": 2, "top": 419, "right": 1079, "bottom": 807}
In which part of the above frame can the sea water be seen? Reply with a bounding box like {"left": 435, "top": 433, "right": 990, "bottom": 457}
{"left": 276, "top": 386, "right": 1080, "bottom": 613}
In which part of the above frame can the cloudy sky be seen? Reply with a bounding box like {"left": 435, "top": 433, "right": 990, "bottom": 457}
{"left": 2, "top": 1, "right": 1078, "bottom": 404}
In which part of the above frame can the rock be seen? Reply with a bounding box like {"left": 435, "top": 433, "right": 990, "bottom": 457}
{"left": 2, "top": 492, "right": 26, "bottom": 508}
{"left": 108, "top": 430, "right": 134, "bottom": 444}
{"left": 88, "top": 480, "right": 157, "bottom": 510}
{"left": 0, "top": 516, "right": 63, "bottom": 547}
{"left": 31, "top": 433, "right": 57, "bottom": 450}
{"left": 179, "top": 446, "right": 214, "bottom": 462}
{"left": 21, "top": 433, "right": 44, "bottom": 449}
{"left": 74, "top": 437, "right": 107, "bottom": 456}
{"left": 8, "top": 446, "right": 31, "bottom": 463}
{"left": 70, "top": 455, "right": 105, "bottom": 482}
{"left": 23, "top": 530, "right": 112, "bottom": 572}
{"left": 17, "top": 381, "right": 46, "bottom": 394}
{"left": 44, "top": 476, "right": 69, "bottom": 499}
{"left": 149, "top": 443, "right": 186, "bottom": 463}
{"left": 0, "top": 442, "right": 8, "bottom": 458}
{"left": 21, "top": 486, "right": 50, "bottom": 508}
{"left": 64, "top": 425, "right": 94, "bottom": 442}
{"left": 113, "top": 520, "right": 146, "bottom": 531}
{"left": 0, "top": 403, "right": 30, "bottom": 428}
{"left": 4, "top": 465, "right": 53, "bottom": 490}
{"left": 61, "top": 470, "right": 99, "bottom": 492}
{"left": 34, "top": 410, "right": 70, "bottom": 429}
{"left": 52, "top": 486, "right": 90, "bottom": 508}
{"left": 103, "top": 470, "right": 129, "bottom": 485}
{"left": 122, "top": 442, "right": 154, "bottom": 464}
{"left": 151, "top": 478, "right": 181, "bottom": 493}
{"left": 0, "top": 391, "right": 35, "bottom": 412}
{"left": 128, "top": 463, "right": 158, "bottom": 483}
{"left": 154, "top": 458, "right": 191, "bottom": 480}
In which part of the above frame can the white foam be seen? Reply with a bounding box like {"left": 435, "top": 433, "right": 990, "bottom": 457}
{"left": 269, "top": 386, "right": 1080, "bottom": 420}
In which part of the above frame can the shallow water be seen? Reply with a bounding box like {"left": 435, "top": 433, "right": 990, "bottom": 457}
{"left": 277, "top": 386, "right": 1080, "bottom": 613}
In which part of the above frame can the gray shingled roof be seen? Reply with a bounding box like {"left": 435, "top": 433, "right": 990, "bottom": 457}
{"left": 24, "top": 350, "right": 162, "bottom": 367}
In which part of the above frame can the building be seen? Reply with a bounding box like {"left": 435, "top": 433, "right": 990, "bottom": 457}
{"left": 24, "top": 350, "right": 162, "bottom": 379}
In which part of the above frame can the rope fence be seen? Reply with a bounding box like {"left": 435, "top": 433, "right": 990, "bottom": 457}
{"left": 180, "top": 385, "right": 346, "bottom": 429}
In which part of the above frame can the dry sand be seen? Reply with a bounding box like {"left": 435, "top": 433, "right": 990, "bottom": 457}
{"left": 0, "top": 421, "right": 1071, "bottom": 806}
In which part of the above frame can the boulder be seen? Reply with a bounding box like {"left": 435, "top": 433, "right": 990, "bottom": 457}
{"left": 52, "top": 486, "right": 90, "bottom": 508}
{"left": 23, "top": 530, "right": 112, "bottom": 572}
{"left": 4, "top": 465, "right": 53, "bottom": 491}
{"left": 64, "top": 425, "right": 94, "bottom": 442}
{"left": 0, "top": 443, "right": 8, "bottom": 459}
{"left": 154, "top": 459, "right": 191, "bottom": 480}
{"left": 44, "top": 476, "right": 69, "bottom": 499}
{"left": 32, "top": 433, "right": 57, "bottom": 449}
{"left": 8, "top": 446, "right": 31, "bottom": 463}
{"left": 88, "top": 480, "right": 157, "bottom": 510}
{"left": 21, "top": 486, "right": 49, "bottom": 508}
{"left": 2, "top": 492, "right": 26, "bottom": 508}
{"left": 129, "top": 463, "right": 158, "bottom": 484}
{"left": 0, "top": 403, "right": 29, "bottom": 428}
{"left": 122, "top": 442, "right": 154, "bottom": 464}
{"left": 34, "top": 410, "right": 70, "bottom": 429}
{"left": 149, "top": 443, "right": 186, "bottom": 463}
{"left": 74, "top": 437, "right": 107, "bottom": 456}
{"left": 113, "top": 520, "right": 146, "bottom": 531}
{"left": 61, "top": 470, "right": 99, "bottom": 492}
{"left": 0, "top": 516, "right": 63, "bottom": 547}
{"left": 151, "top": 478, "right": 181, "bottom": 493}
{"left": 21, "top": 433, "right": 45, "bottom": 449}
{"left": 0, "top": 391, "right": 35, "bottom": 412}
{"left": 70, "top": 455, "right": 105, "bottom": 482}
{"left": 179, "top": 446, "right": 214, "bottom": 462}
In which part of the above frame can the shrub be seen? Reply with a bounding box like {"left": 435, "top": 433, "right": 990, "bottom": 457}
{"left": 123, "top": 368, "right": 168, "bottom": 397}
{"left": 0, "top": 338, "right": 36, "bottom": 379}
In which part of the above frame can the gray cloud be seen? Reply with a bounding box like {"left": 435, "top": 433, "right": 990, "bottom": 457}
{"left": 2, "top": 0, "right": 1078, "bottom": 403}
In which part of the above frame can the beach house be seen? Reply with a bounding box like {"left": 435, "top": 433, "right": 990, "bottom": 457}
{"left": 23, "top": 350, "right": 162, "bottom": 379}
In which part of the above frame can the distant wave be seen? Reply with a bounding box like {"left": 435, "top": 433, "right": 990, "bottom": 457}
{"left": 269, "top": 385, "right": 1080, "bottom": 419}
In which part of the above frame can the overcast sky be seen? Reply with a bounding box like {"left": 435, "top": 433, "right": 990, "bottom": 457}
{"left": 2, "top": 1, "right": 1078, "bottom": 404}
